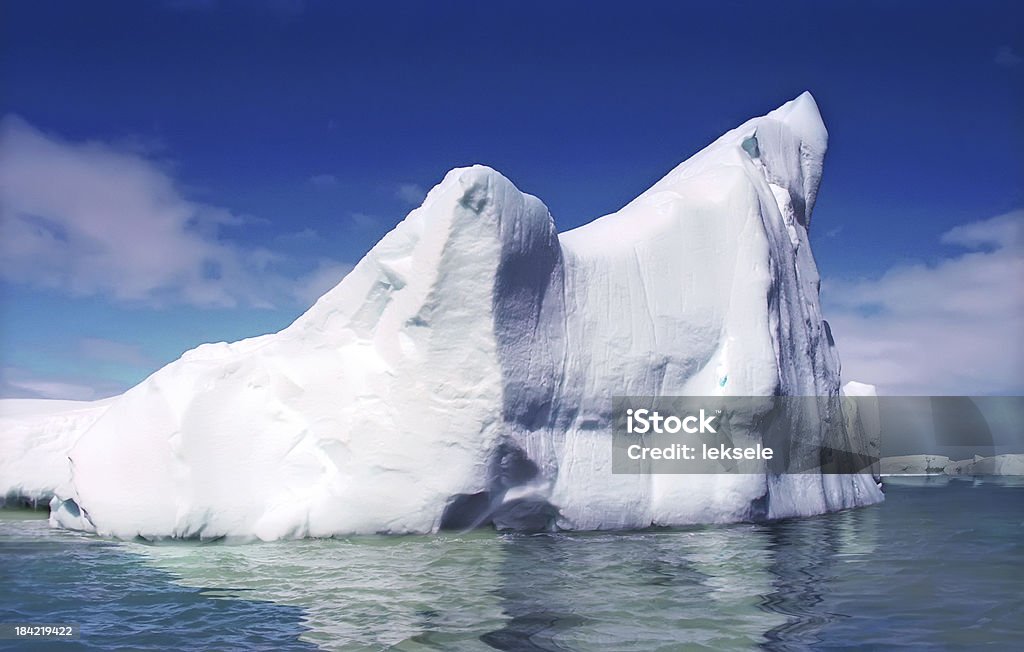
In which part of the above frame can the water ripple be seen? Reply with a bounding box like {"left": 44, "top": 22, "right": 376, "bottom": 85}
{"left": 1, "top": 477, "right": 1022, "bottom": 650}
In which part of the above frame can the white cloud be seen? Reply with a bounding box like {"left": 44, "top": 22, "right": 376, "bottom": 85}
{"left": 0, "top": 115, "right": 348, "bottom": 309}
{"left": 395, "top": 182, "right": 426, "bottom": 205}
{"left": 994, "top": 45, "right": 1022, "bottom": 68}
{"left": 824, "top": 210, "right": 1024, "bottom": 395}
{"left": 941, "top": 213, "right": 1021, "bottom": 248}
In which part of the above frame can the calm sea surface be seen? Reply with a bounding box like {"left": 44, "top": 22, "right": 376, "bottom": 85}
{"left": 1, "top": 477, "right": 1022, "bottom": 650}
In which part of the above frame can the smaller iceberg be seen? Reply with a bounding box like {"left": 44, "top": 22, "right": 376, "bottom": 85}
{"left": 882, "top": 453, "right": 1024, "bottom": 476}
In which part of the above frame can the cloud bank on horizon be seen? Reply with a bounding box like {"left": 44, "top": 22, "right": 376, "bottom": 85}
{"left": 825, "top": 210, "right": 1023, "bottom": 396}
{"left": 1, "top": 113, "right": 1021, "bottom": 399}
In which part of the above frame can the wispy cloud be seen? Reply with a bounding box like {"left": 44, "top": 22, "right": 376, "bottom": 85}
{"left": 0, "top": 115, "right": 348, "bottom": 309}
{"left": 276, "top": 227, "right": 321, "bottom": 243}
{"left": 291, "top": 259, "right": 354, "bottom": 306}
{"left": 78, "top": 338, "right": 156, "bottom": 369}
{"left": 994, "top": 45, "right": 1022, "bottom": 68}
{"left": 6, "top": 378, "right": 98, "bottom": 401}
{"left": 0, "top": 366, "right": 123, "bottom": 401}
{"left": 349, "top": 211, "right": 380, "bottom": 231}
{"left": 308, "top": 173, "right": 338, "bottom": 187}
{"left": 395, "top": 182, "right": 426, "bottom": 205}
{"left": 824, "top": 210, "right": 1024, "bottom": 395}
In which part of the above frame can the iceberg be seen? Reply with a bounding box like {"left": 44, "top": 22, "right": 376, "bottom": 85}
{"left": 1, "top": 92, "right": 883, "bottom": 539}
{"left": 948, "top": 454, "right": 1024, "bottom": 476}
{"left": 881, "top": 454, "right": 1024, "bottom": 476}
{"left": 879, "top": 454, "right": 953, "bottom": 476}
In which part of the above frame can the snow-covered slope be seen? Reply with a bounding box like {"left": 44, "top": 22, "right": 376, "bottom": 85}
{"left": 2, "top": 92, "right": 883, "bottom": 539}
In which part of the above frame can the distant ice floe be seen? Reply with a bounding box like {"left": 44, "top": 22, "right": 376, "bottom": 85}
{"left": 881, "top": 453, "right": 1024, "bottom": 477}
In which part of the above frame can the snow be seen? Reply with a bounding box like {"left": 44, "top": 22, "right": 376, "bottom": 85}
{"left": 1, "top": 92, "right": 884, "bottom": 539}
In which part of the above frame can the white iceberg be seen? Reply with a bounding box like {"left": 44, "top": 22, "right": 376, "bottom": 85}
{"left": 1, "top": 92, "right": 883, "bottom": 539}
{"left": 879, "top": 454, "right": 953, "bottom": 476}
{"left": 955, "top": 454, "right": 1024, "bottom": 475}
{"left": 880, "top": 453, "right": 1024, "bottom": 476}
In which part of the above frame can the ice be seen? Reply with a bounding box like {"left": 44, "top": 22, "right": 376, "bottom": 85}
{"left": 880, "top": 454, "right": 953, "bottom": 476}
{"left": 1, "top": 93, "right": 883, "bottom": 539}
{"left": 880, "top": 453, "right": 1024, "bottom": 476}
{"left": 0, "top": 398, "right": 112, "bottom": 506}
{"left": 958, "top": 454, "right": 1024, "bottom": 475}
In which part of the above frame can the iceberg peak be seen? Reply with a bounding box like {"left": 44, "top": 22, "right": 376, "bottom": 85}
{"left": 768, "top": 91, "right": 828, "bottom": 150}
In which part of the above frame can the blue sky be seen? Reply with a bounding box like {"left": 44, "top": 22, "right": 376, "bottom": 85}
{"left": 1, "top": 0, "right": 1022, "bottom": 397}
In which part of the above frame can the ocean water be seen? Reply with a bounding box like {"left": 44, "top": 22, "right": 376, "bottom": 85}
{"left": 1, "top": 477, "right": 1021, "bottom": 651}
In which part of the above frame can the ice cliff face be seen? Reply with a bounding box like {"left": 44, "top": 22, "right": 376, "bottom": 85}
{"left": 2, "top": 92, "right": 883, "bottom": 539}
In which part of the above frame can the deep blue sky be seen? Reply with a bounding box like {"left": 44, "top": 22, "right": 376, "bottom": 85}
{"left": 1, "top": 0, "right": 1022, "bottom": 397}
